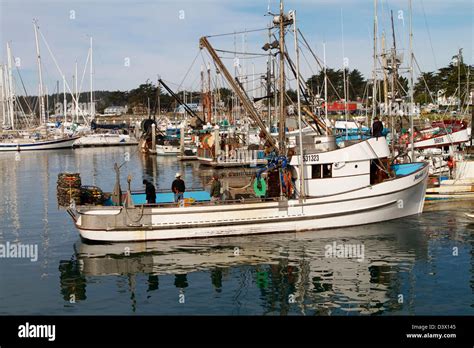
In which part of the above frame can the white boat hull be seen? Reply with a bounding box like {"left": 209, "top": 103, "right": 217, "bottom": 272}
{"left": 156, "top": 144, "right": 180, "bottom": 156}
{"left": 0, "top": 136, "right": 79, "bottom": 152}
{"left": 74, "top": 134, "right": 138, "bottom": 147}
{"left": 414, "top": 129, "right": 469, "bottom": 149}
{"left": 74, "top": 163, "right": 429, "bottom": 242}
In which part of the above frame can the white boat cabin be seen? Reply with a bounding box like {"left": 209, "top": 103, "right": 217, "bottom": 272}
{"left": 290, "top": 137, "right": 391, "bottom": 197}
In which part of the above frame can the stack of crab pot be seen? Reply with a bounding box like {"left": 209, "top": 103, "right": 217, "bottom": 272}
{"left": 57, "top": 173, "right": 82, "bottom": 207}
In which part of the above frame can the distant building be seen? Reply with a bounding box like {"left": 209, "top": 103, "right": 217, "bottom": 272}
{"left": 175, "top": 103, "right": 202, "bottom": 114}
{"left": 104, "top": 105, "right": 128, "bottom": 115}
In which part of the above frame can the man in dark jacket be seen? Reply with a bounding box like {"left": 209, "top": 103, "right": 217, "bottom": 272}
{"left": 143, "top": 179, "right": 156, "bottom": 204}
{"left": 209, "top": 174, "right": 221, "bottom": 202}
{"left": 172, "top": 173, "right": 186, "bottom": 202}
{"left": 372, "top": 117, "right": 384, "bottom": 138}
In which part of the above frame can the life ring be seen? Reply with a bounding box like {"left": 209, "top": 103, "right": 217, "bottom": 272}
{"left": 253, "top": 178, "right": 267, "bottom": 197}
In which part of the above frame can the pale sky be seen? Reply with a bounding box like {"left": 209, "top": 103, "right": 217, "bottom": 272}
{"left": 1, "top": 0, "right": 472, "bottom": 96}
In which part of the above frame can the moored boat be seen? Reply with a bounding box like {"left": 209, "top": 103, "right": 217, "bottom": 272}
{"left": 67, "top": 137, "right": 429, "bottom": 242}
{"left": 0, "top": 135, "right": 80, "bottom": 151}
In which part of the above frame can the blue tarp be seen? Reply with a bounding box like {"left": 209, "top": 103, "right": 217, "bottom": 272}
{"left": 132, "top": 191, "right": 210, "bottom": 204}
{"left": 392, "top": 162, "right": 424, "bottom": 176}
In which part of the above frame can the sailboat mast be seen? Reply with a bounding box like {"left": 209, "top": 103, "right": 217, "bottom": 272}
{"left": 90, "top": 36, "right": 94, "bottom": 119}
{"left": 75, "top": 60, "right": 78, "bottom": 123}
{"left": 6, "top": 43, "right": 15, "bottom": 129}
{"left": 63, "top": 75, "right": 67, "bottom": 119}
{"left": 33, "top": 20, "right": 46, "bottom": 126}
{"left": 0, "top": 65, "right": 5, "bottom": 127}
{"left": 278, "top": 0, "right": 286, "bottom": 152}
{"left": 408, "top": 0, "right": 415, "bottom": 161}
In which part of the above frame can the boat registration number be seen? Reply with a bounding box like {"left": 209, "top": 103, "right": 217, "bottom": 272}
{"left": 303, "top": 154, "right": 319, "bottom": 162}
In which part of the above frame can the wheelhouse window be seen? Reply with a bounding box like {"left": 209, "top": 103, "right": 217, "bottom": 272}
{"left": 312, "top": 164, "right": 332, "bottom": 179}
{"left": 323, "top": 164, "right": 332, "bottom": 178}
{"left": 312, "top": 164, "right": 321, "bottom": 179}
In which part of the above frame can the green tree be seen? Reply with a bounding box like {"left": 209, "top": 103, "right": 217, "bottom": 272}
{"left": 347, "top": 69, "right": 367, "bottom": 100}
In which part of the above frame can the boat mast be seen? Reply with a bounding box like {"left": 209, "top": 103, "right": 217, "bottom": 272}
{"left": 390, "top": 10, "right": 398, "bottom": 157}
{"left": 0, "top": 64, "right": 5, "bottom": 128}
{"left": 278, "top": 0, "right": 286, "bottom": 152}
{"left": 266, "top": 26, "right": 272, "bottom": 131}
{"left": 45, "top": 85, "right": 49, "bottom": 120}
{"left": 90, "top": 36, "right": 95, "bottom": 119}
{"left": 341, "top": 9, "right": 349, "bottom": 140}
{"left": 6, "top": 43, "right": 15, "bottom": 129}
{"left": 62, "top": 75, "right": 67, "bottom": 120}
{"left": 207, "top": 62, "right": 212, "bottom": 123}
{"left": 323, "top": 43, "right": 328, "bottom": 135}
{"left": 457, "top": 48, "right": 462, "bottom": 113}
{"left": 372, "top": 0, "right": 378, "bottom": 129}
{"left": 408, "top": 0, "right": 415, "bottom": 161}
{"left": 75, "top": 60, "right": 78, "bottom": 123}
{"left": 33, "top": 20, "right": 46, "bottom": 126}
{"left": 381, "top": 33, "right": 389, "bottom": 112}
{"left": 157, "top": 76, "right": 161, "bottom": 119}
{"left": 291, "top": 10, "right": 305, "bottom": 199}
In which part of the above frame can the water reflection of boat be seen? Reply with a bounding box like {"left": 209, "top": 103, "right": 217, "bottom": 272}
{"left": 60, "top": 224, "right": 421, "bottom": 314}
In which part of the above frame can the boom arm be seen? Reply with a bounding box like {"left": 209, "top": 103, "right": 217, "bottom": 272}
{"left": 199, "top": 36, "right": 279, "bottom": 153}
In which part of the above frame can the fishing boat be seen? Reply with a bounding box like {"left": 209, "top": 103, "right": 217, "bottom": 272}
{"left": 196, "top": 129, "right": 267, "bottom": 167}
{"left": 64, "top": 1, "right": 429, "bottom": 242}
{"left": 425, "top": 156, "right": 474, "bottom": 200}
{"left": 411, "top": 124, "right": 469, "bottom": 150}
{"left": 67, "top": 136, "right": 428, "bottom": 242}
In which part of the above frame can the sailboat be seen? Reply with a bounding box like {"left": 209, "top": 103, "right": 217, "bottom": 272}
{"left": 64, "top": 1, "right": 428, "bottom": 242}
{"left": 0, "top": 22, "right": 79, "bottom": 151}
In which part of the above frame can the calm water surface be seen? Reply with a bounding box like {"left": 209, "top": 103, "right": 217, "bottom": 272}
{"left": 0, "top": 147, "right": 472, "bottom": 315}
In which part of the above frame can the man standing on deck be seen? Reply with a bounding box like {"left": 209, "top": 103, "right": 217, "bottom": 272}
{"left": 209, "top": 174, "right": 221, "bottom": 202}
{"left": 172, "top": 173, "right": 186, "bottom": 203}
{"left": 372, "top": 117, "right": 384, "bottom": 138}
{"left": 143, "top": 179, "right": 156, "bottom": 204}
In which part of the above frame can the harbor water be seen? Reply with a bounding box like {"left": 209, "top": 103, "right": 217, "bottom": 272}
{"left": 0, "top": 147, "right": 472, "bottom": 315}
